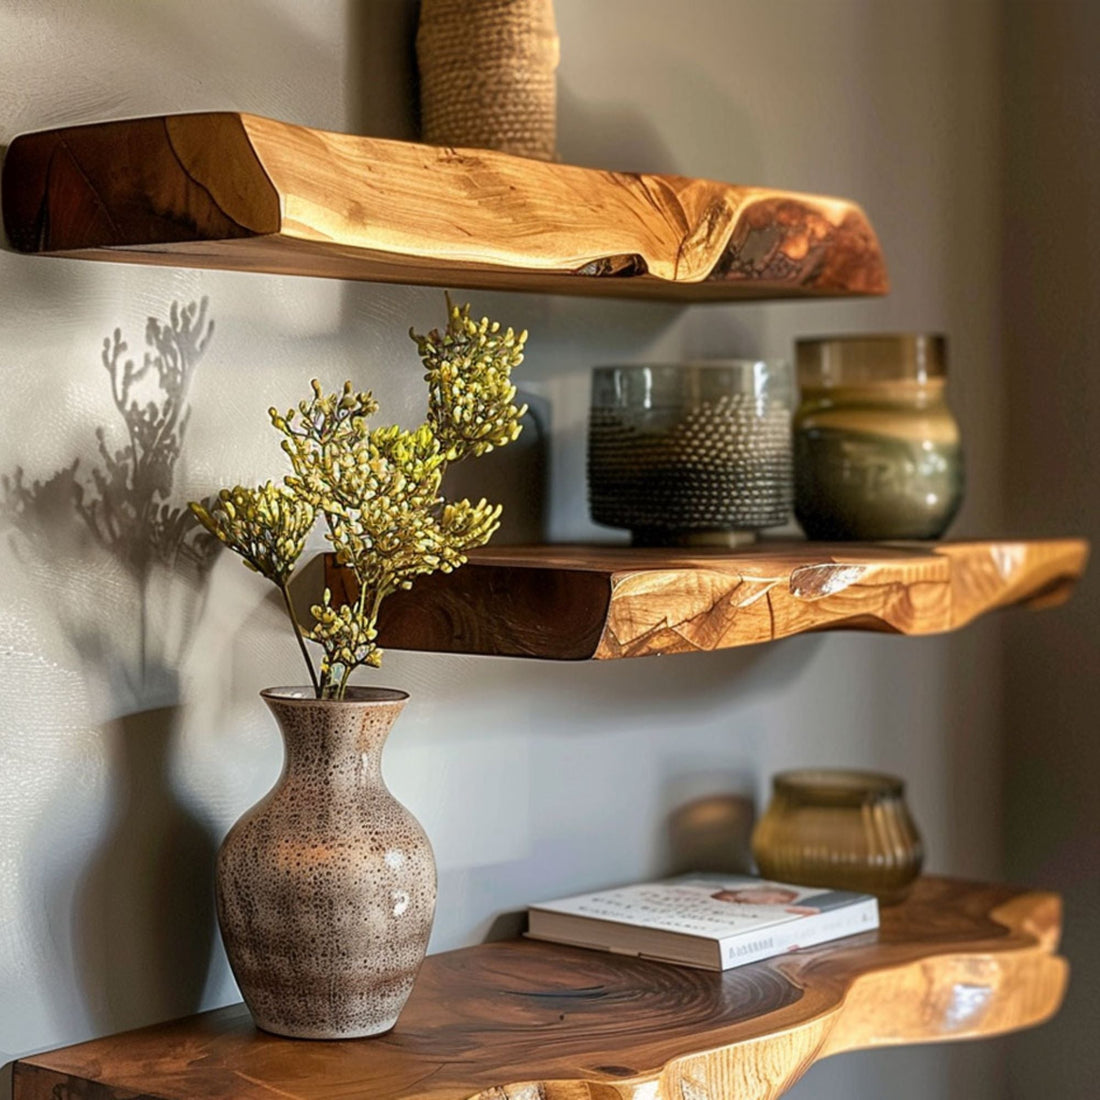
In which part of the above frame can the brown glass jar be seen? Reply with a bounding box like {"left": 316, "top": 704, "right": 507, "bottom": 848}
{"left": 751, "top": 769, "right": 924, "bottom": 905}
{"left": 794, "top": 334, "right": 964, "bottom": 540}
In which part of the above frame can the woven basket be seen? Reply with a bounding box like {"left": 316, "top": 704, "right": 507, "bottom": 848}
{"left": 416, "top": 0, "right": 560, "bottom": 161}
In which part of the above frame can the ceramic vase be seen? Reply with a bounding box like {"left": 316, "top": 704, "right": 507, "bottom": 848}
{"left": 216, "top": 687, "right": 436, "bottom": 1039}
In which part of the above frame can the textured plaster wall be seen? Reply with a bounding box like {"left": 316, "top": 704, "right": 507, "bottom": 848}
{"left": 0, "top": 2, "right": 1014, "bottom": 1098}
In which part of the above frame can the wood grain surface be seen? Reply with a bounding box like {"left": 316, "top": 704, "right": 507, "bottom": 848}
{"left": 322, "top": 538, "right": 1088, "bottom": 660}
{"left": 13, "top": 878, "right": 1066, "bottom": 1100}
{"left": 1, "top": 112, "right": 888, "bottom": 300}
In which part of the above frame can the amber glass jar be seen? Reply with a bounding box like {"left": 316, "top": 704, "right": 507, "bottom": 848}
{"left": 751, "top": 769, "right": 924, "bottom": 905}
{"left": 794, "top": 335, "right": 964, "bottom": 540}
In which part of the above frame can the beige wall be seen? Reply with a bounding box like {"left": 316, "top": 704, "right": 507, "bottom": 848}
{"left": 0, "top": 1, "right": 1042, "bottom": 1098}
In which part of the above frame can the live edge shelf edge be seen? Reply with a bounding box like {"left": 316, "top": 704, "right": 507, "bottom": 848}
{"left": 317, "top": 538, "right": 1089, "bottom": 660}
{"left": 1, "top": 111, "right": 889, "bottom": 301}
{"left": 12, "top": 878, "right": 1066, "bottom": 1100}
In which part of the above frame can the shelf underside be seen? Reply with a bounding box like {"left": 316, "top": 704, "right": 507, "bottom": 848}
{"left": 14, "top": 878, "right": 1066, "bottom": 1100}
{"left": 321, "top": 538, "right": 1088, "bottom": 660}
{"left": 1, "top": 112, "right": 889, "bottom": 300}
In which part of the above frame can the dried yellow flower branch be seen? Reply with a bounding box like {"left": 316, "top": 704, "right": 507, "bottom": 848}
{"left": 412, "top": 294, "right": 528, "bottom": 461}
{"left": 191, "top": 483, "right": 315, "bottom": 586}
{"left": 190, "top": 297, "right": 526, "bottom": 699}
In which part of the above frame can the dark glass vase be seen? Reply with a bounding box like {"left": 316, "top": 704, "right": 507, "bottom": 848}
{"left": 588, "top": 361, "right": 794, "bottom": 547}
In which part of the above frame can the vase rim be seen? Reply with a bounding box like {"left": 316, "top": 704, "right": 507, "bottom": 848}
{"left": 261, "top": 686, "right": 410, "bottom": 705}
{"left": 772, "top": 768, "right": 904, "bottom": 802}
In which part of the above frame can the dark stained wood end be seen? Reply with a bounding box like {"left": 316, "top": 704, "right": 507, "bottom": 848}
{"left": 2, "top": 113, "right": 279, "bottom": 253}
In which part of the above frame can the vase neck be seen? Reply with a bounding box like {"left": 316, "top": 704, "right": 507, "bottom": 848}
{"left": 263, "top": 690, "right": 408, "bottom": 791}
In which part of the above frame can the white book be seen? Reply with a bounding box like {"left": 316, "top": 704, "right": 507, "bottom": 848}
{"left": 526, "top": 874, "right": 879, "bottom": 971}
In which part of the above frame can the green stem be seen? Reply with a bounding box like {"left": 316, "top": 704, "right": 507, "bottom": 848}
{"left": 357, "top": 576, "right": 373, "bottom": 624}
{"left": 367, "top": 586, "right": 385, "bottom": 634}
{"left": 329, "top": 582, "right": 387, "bottom": 701}
{"left": 337, "top": 663, "right": 353, "bottom": 699}
{"left": 280, "top": 583, "right": 321, "bottom": 697}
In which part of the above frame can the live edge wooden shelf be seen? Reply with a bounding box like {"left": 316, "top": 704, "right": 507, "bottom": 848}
{"left": 13, "top": 878, "right": 1065, "bottom": 1100}
{"left": 322, "top": 538, "right": 1088, "bottom": 661}
{"left": 1, "top": 112, "right": 888, "bottom": 301}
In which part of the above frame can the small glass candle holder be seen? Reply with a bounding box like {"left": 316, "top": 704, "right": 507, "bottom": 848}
{"left": 588, "top": 361, "right": 794, "bottom": 547}
{"left": 794, "top": 334, "right": 964, "bottom": 540}
{"left": 751, "top": 769, "right": 924, "bottom": 905}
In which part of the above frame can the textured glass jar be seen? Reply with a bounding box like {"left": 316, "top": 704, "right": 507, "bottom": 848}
{"left": 751, "top": 769, "right": 924, "bottom": 905}
{"left": 794, "top": 335, "right": 964, "bottom": 540}
{"left": 588, "top": 361, "right": 794, "bottom": 546}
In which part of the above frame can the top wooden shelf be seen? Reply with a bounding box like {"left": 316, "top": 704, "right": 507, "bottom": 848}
{"left": 1, "top": 112, "right": 888, "bottom": 301}
{"left": 12, "top": 878, "right": 1065, "bottom": 1100}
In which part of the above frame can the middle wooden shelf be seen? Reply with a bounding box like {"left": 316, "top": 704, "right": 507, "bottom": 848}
{"left": 315, "top": 537, "right": 1088, "bottom": 660}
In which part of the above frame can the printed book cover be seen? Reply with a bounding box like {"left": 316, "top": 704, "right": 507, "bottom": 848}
{"left": 527, "top": 874, "right": 880, "bottom": 971}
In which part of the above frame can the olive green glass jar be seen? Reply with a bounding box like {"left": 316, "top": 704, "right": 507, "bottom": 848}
{"left": 794, "top": 335, "right": 964, "bottom": 540}
{"left": 752, "top": 769, "right": 924, "bottom": 905}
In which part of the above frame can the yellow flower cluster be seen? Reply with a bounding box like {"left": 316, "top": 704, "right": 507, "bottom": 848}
{"left": 412, "top": 296, "right": 528, "bottom": 462}
{"left": 310, "top": 587, "right": 383, "bottom": 677}
{"left": 190, "top": 483, "right": 314, "bottom": 586}
{"left": 269, "top": 380, "right": 380, "bottom": 511}
{"left": 190, "top": 298, "right": 525, "bottom": 699}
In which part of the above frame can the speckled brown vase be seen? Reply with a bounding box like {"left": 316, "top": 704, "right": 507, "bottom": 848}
{"left": 216, "top": 687, "right": 436, "bottom": 1039}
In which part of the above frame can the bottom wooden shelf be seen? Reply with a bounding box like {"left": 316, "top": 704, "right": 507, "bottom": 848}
{"left": 15, "top": 878, "right": 1066, "bottom": 1100}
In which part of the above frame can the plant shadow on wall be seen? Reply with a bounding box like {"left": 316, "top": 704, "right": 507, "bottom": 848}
{"left": 0, "top": 300, "right": 221, "bottom": 1032}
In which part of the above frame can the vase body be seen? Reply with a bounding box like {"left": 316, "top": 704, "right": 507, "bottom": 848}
{"left": 752, "top": 768, "right": 924, "bottom": 906}
{"left": 416, "top": 0, "right": 560, "bottom": 161}
{"left": 793, "top": 334, "right": 964, "bottom": 540}
{"left": 216, "top": 687, "right": 436, "bottom": 1039}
